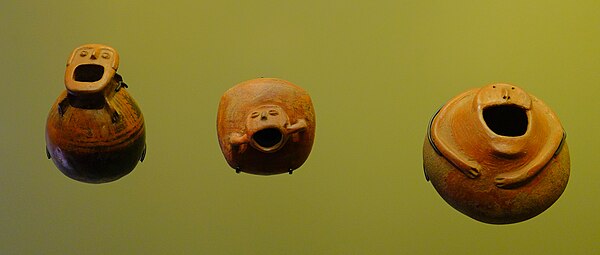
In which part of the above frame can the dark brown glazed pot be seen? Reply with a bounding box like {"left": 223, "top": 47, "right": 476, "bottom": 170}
{"left": 217, "top": 78, "right": 316, "bottom": 175}
{"left": 46, "top": 44, "right": 146, "bottom": 183}
{"left": 423, "top": 83, "right": 569, "bottom": 224}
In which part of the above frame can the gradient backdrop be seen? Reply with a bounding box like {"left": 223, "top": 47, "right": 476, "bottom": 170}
{"left": 1, "top": 1, "right": 599, "bottom": 254}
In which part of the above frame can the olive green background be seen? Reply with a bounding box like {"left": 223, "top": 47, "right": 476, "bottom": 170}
{"left": 1, "top": 1, "right": 599, "bottom": 254}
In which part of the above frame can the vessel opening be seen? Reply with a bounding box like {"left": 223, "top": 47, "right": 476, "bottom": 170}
{"left": 74, "top": 64, "right": 104, "bottom": 82}
{"left": 252, "top": 128, "right": 283, "bottom": 149}
{"left": 483, "top": 105, "right": 528, "bottom": 136}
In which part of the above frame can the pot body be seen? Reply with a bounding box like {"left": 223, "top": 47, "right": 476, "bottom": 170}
{"left": 46, "top": 44, "right": 145, "bottom": 183}
{"left": 423, "top": 83, "right": 569, "bottom": 224}
{"left": 217, "top": 78, "right": 316, "bottom": 175}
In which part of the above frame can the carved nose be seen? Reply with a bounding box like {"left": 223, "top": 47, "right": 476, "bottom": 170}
{"left": 260, "top": 111, "right": 267, "bottom": 120}
{"left": 502, "top": 89, "right": 511, "bottom": 100}
{"left": 90, "top": 50, "right": 99, "bottom": 60}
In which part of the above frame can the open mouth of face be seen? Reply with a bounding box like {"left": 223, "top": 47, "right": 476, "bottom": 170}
{"left": 483, "top": 105, "right": 528, "bottom": 137}
{"left": 252, "top": 128, "right": 284, "bottom": 152}
{"left": 73, "top": 64, "right": 105, "bottom": 82}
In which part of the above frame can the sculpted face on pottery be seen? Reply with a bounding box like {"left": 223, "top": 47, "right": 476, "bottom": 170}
{"left": 476, "top": 84, "right": 533, "bottom": 157}
{"left": 229, "top": 104, "right": 307, "bottom": 154}
{"left": 424, "top": 83, "right": 569, "bottom": 224}
{"left": 475, "top": 84, "right": 532, "bottom": 110}
{"left": 245, "top": 105, "right": 289, "bottom": 152}
{"left": 65, "top": 44, "right": 119, "bottom": 94}
{"left": 46, "top": 44, "right": 146, "bottom": 184}
{"left": 217, "top": 78, "right": 315, "bottom": 175}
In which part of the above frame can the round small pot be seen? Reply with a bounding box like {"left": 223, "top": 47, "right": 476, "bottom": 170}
{"left": 46, "top": 44, "right": 146, "bottom": 183}
{"left": 423, "top": 83, "right": 569, "bottom": 224}
{"left": 217, "top": 78, "right": 316, "bottom": 175}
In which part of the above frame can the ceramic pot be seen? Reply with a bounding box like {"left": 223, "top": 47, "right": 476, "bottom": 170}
{"left": 46, "top": 44, "right": 146, "bottom": 183}
{"left": 423, "top": 83, "right": 569, "bottom": 224}
{"left": 217, "top": 78, "right": 316, "bottom": 175}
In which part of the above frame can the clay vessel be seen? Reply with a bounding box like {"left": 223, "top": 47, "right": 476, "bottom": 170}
{"left": 217, "top": 78, "right": 316, "bottom": 175}
{"left": 423, "top": 83, "right": 569, "bottom": 224}
{"left": 46, "top": 44, "right": 146, "bottom": 183}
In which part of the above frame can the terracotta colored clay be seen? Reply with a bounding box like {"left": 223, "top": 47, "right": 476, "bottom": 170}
{"left": 217, "top": 78, "right": 316, "bottom": 175}
{"left": 423, "top": 83, "right": 569, "bottom": 224}
{"left": 46, "top": 44, "right": 146, "bottom": 183}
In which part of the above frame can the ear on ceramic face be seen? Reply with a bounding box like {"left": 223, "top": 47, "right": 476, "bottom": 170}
{"left": 476, "top": 84, "right": 532, "bottom": 109}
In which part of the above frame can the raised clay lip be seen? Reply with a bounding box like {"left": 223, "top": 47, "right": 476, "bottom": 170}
{"left": 249, "top": 126, "right": 286, "bottom": 153}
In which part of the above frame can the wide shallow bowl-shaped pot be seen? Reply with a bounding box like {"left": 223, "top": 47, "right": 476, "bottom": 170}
{"left": 423, "top": 83, "right": 569, "bottom": 224}
{"left": 46, "top": 44, "right": 146, "bottom": 183}
{"left": 217, "top": 78, "right": 316, "bottom": 175}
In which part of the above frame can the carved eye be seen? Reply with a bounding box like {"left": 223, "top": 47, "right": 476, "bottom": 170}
{"left": 251, "top": 112, "right": 260, "bottom": 118}
{"left": 101, "top": 52, "right": 110, "bottom": 59}
{"left": 268, "top": 110, "right": 279, "bottom": 116}
{"left": 80, "top": 50, "right": 88, "bottom": 57}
